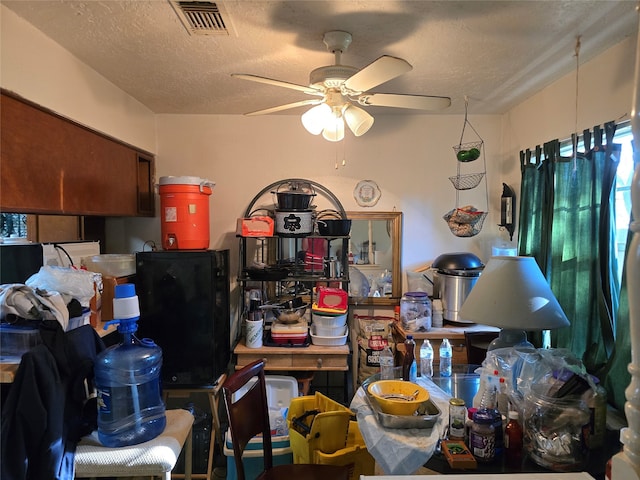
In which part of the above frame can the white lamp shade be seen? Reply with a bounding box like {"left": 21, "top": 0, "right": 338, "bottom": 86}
{"left": 321, "top": 115, "right": 345, "bottom": 142}
{"left": 301, "top": 103, "right": 331, "bottom": 135}
{"left": 458, "top": 256, "right": 570, "bottom": 330}
{"left": 344, "top": 105, "right": 374, "bottom": 136}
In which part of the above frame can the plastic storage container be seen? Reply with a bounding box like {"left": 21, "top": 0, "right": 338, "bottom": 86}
{"left": 159, "top": 176, "right": 215, "bottom": 250}
{"left": 312, "top": 324, "right": 348, "bottom": 337}
{"left": 224, "top": 432, "right": 293, "bottom": 480}
{"left": 311, "top": 311, "right": 348, "bottom": 328}
{"left": 0, "top": 324, "right": 41, "bottom": 362}
{"left": 310, "top": 326, "right": 348, "bottom": 346}
{"left": 523, "top": 385, "right": 590, "bottom": 471}
{"left": 94, "top": 284, "right": 166, "bottom": 447}
{"left": 400, "top": 292, "right": 432, "bottom": 331}
{"left": 270, "top": 322, "right": 308, "bottom": 345}
{"left": 82, "top": 254, "right": 135, "bottom": 277}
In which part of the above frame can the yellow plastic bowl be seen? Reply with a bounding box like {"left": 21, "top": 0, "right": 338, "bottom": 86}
{"left": 368, "top": 380, "right": 430, "bottom": 416}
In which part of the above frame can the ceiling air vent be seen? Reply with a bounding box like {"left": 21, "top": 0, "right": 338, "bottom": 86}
{"left": 170, "top": 1, "right": 232, "bottom": 36}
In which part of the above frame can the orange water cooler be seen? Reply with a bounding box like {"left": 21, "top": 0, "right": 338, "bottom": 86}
{"left": 158, "top": 176, "right": 215, "bottom": 250}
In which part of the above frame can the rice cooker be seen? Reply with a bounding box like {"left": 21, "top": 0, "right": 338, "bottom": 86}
{"left": 274, "top": 209, "right": 314, "bottom": 235}
{"left": 431, "top": 252, "right": 484, "bottom": 323}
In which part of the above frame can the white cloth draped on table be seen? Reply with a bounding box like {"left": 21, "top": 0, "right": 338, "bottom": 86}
{"left": 350, "top": 376, "right": 451, "bottom": 475}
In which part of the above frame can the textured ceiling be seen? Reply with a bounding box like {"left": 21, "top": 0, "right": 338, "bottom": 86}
{"left": 2, "top": 0, "right": 637, "bottom": 115}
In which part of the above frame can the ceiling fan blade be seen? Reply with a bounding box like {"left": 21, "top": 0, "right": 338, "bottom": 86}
{"left": 244, "top": 99, "right": 322, "bottom": 116}
{"left": 358, "top": 93, "right": 451, "bottom": 111}
{"left": 343, "top": 56, "right": 412, "bottom": 93}
{"left": 231, "top": 74, "right": 322, "bottom": 95}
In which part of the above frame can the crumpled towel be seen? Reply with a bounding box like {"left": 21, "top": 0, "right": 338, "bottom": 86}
{"left": 0, "top": 283, "right": 69, "bottom": 330}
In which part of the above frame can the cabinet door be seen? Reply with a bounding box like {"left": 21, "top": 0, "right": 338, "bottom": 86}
{"left": 1, "top": 92, "right": 154, "bottom": 216}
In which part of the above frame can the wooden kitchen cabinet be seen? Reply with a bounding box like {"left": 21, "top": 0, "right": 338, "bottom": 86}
{"left": 0, "top": 91, "right": 155, "bottom": 217}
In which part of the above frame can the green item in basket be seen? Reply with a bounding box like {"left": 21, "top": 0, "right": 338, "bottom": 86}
{"left": 468, "top": 147, "right": 481, "bottom": 160}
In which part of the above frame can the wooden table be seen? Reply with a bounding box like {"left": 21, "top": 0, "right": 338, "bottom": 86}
{"left": 234, "top": 336, "right": 351, "bottom": 399}
{"left": 234, "top": 336, "right": 350, "bottom": 371}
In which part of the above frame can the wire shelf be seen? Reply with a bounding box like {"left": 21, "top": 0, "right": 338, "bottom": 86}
{"left": 452, "top": 141, "right": 483, "bottom": 155}
{"left": 452, "top": 141, "right": 483, "bottom": 162}
{"left": 448, "top": 172, "right": 485, "bottom": 190}
{"left": 443, "top": 208, "right": 488, "bottom": 238}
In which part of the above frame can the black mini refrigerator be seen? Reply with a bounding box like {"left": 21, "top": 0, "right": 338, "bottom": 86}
{"left": 135, "top": 250, "right": 230, "bottom": 388}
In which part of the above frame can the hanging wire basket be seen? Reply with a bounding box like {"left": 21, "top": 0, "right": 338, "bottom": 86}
{"left": 443, "top": 207, "right": 488, "bottom": 238}
{"left": 452, "top": 141, "right": 483, "bottom": 162}
{"left": 448, "top": 172, "right": 486, "bottom": 190}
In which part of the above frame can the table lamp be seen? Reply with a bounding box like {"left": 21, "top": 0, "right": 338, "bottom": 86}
{"left": 458, "top": 255, "right": 570, "bottom": 350}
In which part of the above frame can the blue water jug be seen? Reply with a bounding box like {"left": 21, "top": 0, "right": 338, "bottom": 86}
{"left": 95, "top": 283, "right": 166, "bottom": 447}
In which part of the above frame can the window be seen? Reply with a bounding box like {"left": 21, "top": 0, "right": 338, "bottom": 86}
{"left": 0, "top": 213, "right": 27, "bottom": 240}
{"left": 559, "top": 122, "right": 634, "bottom": 283}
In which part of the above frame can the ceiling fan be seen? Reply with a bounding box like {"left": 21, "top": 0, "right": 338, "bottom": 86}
{"left": 232, "top": 31, "right": 452, "bottom": 142}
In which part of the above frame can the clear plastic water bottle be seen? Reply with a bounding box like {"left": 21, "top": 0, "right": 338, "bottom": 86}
{"left": 379, "top": 345, "right": 395, "bottom": 380}
{"left": 420, "top": 339, "right": 434, "bottom": 378}
{"left": 95, "top": 284, "right": 166, "bottom": 447}
{"left": 439, "top": 338, "right": 452, "bottom": 377}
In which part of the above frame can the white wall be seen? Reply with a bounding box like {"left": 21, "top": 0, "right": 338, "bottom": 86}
{"left": 150, "top": 113, "right": 502, "bottom": 265}
{"left": 0, "top": 5, "right": 156, "bottom": 152}
{"left": 500, "top": 35, "right": 636, "bottom": 191}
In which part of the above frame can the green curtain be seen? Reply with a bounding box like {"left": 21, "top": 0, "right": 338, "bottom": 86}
{"left": 518, "top": 144, "right": 554, "bottom": 347}
{"left": 517, "top": 122, "right": 624, "bottom": 402}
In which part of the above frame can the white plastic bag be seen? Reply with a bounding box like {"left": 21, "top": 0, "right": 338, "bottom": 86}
{"left": 26, "top": 266, "right": 100, "bottom": 308}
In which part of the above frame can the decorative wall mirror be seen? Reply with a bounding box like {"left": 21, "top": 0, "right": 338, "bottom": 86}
{"left": 347, "top": 211, "right": 402, "bottom": 306}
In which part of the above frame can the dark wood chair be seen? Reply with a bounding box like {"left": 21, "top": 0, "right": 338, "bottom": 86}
{"left": 222, "top": 359, "right": 351, "bottom": 480}
{"left": 464, "top": 331, "right": 500, "bottom": 365}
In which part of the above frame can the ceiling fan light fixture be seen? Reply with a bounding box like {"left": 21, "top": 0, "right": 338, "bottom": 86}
{"left": 322, "top": 114, "right": 345, "bottom": 142}
{"left": 301, "top": 103, "right": 332, "bottom": 135}
{"left": 344, "top": 104, "right": 374, "bottom": 137}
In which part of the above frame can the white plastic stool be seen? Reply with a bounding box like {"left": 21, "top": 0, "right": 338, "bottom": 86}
{"left": 74, "top": 409, "right": 194, "bottom": 480}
